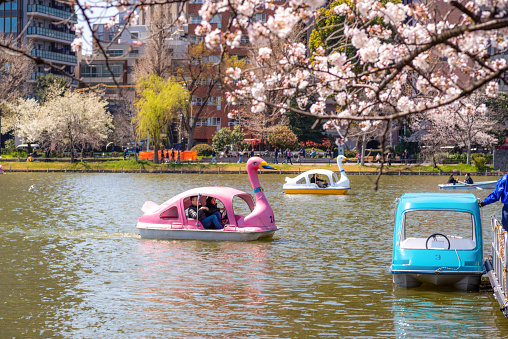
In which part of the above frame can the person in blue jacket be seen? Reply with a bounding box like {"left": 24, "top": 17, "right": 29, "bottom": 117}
{"left": 480, "top": 173, "right": 508, "bottom": 231}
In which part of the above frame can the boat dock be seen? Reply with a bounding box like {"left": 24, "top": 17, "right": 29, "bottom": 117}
{"left": 485, "top": 216, "right": 508, "bottom": 317}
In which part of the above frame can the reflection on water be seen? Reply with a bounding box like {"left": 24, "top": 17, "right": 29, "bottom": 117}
{"left": 0, "top": 172, "right": 507, "bottom": 337}
{"left": 392, "top": 287, "right": 498, "bottom": 338}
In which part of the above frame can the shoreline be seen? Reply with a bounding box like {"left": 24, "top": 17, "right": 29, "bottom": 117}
{"left": 0, "top": 163, "right": 503, "bottom": 176}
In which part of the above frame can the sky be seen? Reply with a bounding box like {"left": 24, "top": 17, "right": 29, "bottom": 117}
{"left": 76, "top": 0, "right": 118, "bottom": 54}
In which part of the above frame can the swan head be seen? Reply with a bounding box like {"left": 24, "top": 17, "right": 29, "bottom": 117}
{"left": 247, "top": 157, "right": 275, "bottom": 170}
{"left": 337, "top": 155, "right": 346, "bottom": 161}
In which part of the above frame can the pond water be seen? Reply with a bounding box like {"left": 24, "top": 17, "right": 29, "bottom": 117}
{"left": 0, "top": 172, "right": 507, "bottom": 338}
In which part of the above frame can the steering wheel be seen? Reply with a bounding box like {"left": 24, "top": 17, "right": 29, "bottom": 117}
{"left": 425, "top": 233, "right": 451, "bottom": 250}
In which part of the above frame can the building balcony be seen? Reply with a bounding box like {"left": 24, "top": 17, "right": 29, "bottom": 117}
{"left": 27, "top": 26, "right": 76, "bottom": 43}
{"left": 31, "top": 49, "right": 77, "bottom": 65}
{"left": 27, "top": 4, "right": 77, "bottom": 22}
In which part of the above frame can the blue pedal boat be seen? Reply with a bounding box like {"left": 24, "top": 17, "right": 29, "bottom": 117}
{"left": 390, "top": 193, "right": 484, "bottom": 291}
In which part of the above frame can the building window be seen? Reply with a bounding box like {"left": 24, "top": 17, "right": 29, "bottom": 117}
{"left": 196, "top": 117, "right": 221, "bottom": 126}
{"left": 189, "top": 0, "right": 203, "bottom": 3}
{"left": 249, "top": 14, "right": 266, "bottom": 23}
{"left": 240, "top": 35, "right": 249, "bottom": 44}
{"left": 130, "top": 32, "right": 139, "bottom": 39}
{"left": 129, "top": 49, "right": 139, "bottom": 57}
{"left": 106, "top": 49, "right": 123, "bottom": 57}
{"left": 189, "top": 35, "right": 203, "bottom": 43}
{"left": 228, "top": 119, "right": 242, "bottom": 126}
{"left": 191, "top": 96, "right": 204, "bottom": 106}
{"left": 210, "top": 14, "right": 222, "bottom": 28}
{"left": 200, "top": 55, "right": 221, "bottom": 64}
{"left": 189, "top": 14, "right": 202, "bottom": 24}
{"left": 209, "top": 96, "right": 221, "bottom": 106}
{"left": 80, "top": 64, "right": 123, "bottom": 78}
{"left": 0, "top": 1, "right": 15, "bottom": 10}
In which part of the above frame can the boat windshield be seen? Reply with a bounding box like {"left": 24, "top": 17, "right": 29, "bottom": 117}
{"left": 400, "top": 210, "right": 476, "bottom": 248}
{"left": 308, "top": 173, "right": 330, "bottom": 187}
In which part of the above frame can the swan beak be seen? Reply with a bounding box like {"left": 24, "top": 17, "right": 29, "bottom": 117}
{"left": 260, "top": 161, "right": 275, "bottom": 170}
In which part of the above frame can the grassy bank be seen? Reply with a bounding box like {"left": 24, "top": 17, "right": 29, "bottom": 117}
{"left": 0, "top": 159, "right": 500, "bottom": 175}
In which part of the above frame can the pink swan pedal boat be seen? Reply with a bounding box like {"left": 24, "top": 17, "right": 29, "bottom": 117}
{"left": 136, "top": 157, "right": 278, "bottom": 241}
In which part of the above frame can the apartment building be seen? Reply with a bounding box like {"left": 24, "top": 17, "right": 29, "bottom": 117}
{"left": 77, "top": 23, "right": 148, "bottom": 104}
{"left": 0, "top": 0, "right": 78, "bottom": 85}
{"left": 77, "top": 4, "right": 188, "bottom": 104}
{"left": 186, "top": 3, "right": 277, "bottom": 144}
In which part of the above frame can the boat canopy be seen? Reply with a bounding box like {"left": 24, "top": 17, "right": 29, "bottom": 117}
{"left": 396, "top": 193, "right": 480, "bottom": 213}
{"left": 394, "top": 192, "right": 482, "bottom": 251}
{"left": 286, "top": 169, "right": 339, "bottom": 185}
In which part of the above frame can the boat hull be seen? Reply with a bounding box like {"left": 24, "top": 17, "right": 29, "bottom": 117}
{"left": 138, "top": 226, "right": 277, "bottom": 241}
{"left": 392, "top": 272, "right": 482, "bottom": 291}
{"left": 283, "top": 188, "right": 349, "bottom": 195}
{"left": 438, "top": 181, "right": 497, "bottom": 189}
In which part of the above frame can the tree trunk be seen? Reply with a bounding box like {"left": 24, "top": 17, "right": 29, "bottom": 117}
{"left": 360, "top": 134, "right": 366, "bottom": 166}
{"left": 153, "top": 142, "right": 159, "bottom": 164}
{"left": 187, "top": 128, "right": 194, "bottom": 151}
{"left": 467, "top": 132, "right": 472, "bottom": 165}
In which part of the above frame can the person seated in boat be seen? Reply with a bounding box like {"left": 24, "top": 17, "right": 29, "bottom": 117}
{"left": 205, "top": 196, "right": 225, "bottom": 222}
{"left": 187, "top": 196, "right": 223, "bottom": 230}
{"left": 310, "top": 174, "right": 327, "bottom": 188}
{"left": 447, "top": 174, "right": 457, "bottom": 184}
{"left": 464, "top": 173, "right": 474, "bottom": 184}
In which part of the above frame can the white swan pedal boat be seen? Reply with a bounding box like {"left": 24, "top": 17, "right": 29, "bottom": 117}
{"left": 283, "top": 155, "right": 350, "bottom": 195}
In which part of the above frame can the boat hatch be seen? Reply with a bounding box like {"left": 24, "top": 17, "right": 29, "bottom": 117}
{"left": 160, "top": 206, "right": 179, "bottom": 220}
{"left": 332, "top": 173, "right": 339, "bottom": 183}
{"left": 400, "top": 210, "right": 476, "bottom": 250}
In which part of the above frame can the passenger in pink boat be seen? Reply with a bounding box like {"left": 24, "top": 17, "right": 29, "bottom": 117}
{"left": 205, "top": 196, "right": 224, "bottom": 222}
{"left": 187, "top": 196, "right": 223, "bottom": 230}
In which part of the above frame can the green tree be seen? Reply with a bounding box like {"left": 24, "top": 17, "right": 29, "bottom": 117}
{"left": 35, "top": 74, "right": 70, "bottom": 103}
{"left": 134, "top": 74, "right": 189, "bottom": 163}
{"left": 267, "top": 125, "right": 299, "bottom": 150}
{"left": 287, "top": 111, "right": 325, "bottom": 144}
{"left": 485, "top": 93, "right": 508, "bottom": 145}
{"left": 212, "top": 125, "right": 244, "bottom": 152}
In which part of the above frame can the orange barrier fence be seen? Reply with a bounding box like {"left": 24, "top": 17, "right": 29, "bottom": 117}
{"left": 138, "top": 150, "right": 197, "bottom": 161}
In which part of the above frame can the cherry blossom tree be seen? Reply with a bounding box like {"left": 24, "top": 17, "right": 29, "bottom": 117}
{"left": 0, "top": 34, "right": 34, "bottom": 154}
{"left": 2, "top": 0, "right": 508, "bottom": 172}
{"left": 2, "top": 0, "right": 506, "bottom": 125}
{"left": 409, "top": 93, "right": 498, "bottom": 165}
{"left": 44, "top": 90, "right": 113, "bottom": 161}
{"left": 4, "top": 87, "right": 113, "bottom": 162}
{"left": 3, "top": 98, "right": 44, "bottom": 148}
